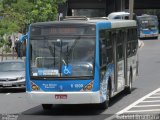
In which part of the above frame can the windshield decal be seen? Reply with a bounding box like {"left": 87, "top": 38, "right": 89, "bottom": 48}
{"left": 37, "top": 68, "right": 59, "bottom": 76}
{"left": 62, "top": 64, "right": 72, "bottom": 76}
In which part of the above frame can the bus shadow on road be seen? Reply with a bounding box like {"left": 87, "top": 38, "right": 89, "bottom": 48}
{"left": 0, "top": 88, "right": 25, "bottom": 93}
{"left": 139, "top": 37, "right": 159, "bottom": 40}
{"left": 21, "top": 104, "right": 105, "bottom": 116}
{"left": 21, "top": 88, "right": 136, "bottom": 116}
{"left": 20, "top": 105, "right": 112, "bottom": 120}
{"left": 108, "top": 88, "right": 136, "bottom": 107}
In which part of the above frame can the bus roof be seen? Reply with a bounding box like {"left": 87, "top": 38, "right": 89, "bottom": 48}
{"left": 31, "top": 17, "right": 137, "bottom": 28}
{"left": 137, "top": 14, "right": 158, "bottom": 18}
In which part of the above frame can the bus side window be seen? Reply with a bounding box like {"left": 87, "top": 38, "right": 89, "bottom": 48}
{"left": 117, "top": 30, "right": 124, "bottom": 61}
{"left": 106, "top": 31, "right": 113, "bottom": 64}
{"left": 127, "top": 29, "right": 132, "bottom": 56}
{"left": 99, "top": 30, "right": 107, "bottom": 66}
{"left": 132, "top": 28, "right": 138, "bottom": 55}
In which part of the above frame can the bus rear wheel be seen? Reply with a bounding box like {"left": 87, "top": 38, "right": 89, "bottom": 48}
{"left": 125, "top": 74, "right": 132, "bottom": 94}
{"left": 42, "top": 104, "right": 53, "bottom": 110}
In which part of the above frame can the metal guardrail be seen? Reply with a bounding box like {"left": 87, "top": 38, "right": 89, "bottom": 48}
{"left": 0, "top": 52, "right": 18, "bottom": 61}
{"left": 0, "top": 53, "right": 17, "bottom": 56}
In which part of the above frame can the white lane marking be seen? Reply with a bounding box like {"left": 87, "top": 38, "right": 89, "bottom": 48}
{"left": 148, "top": 96, "right": 160, "bottom": 98}
{"left": 117, "top": 88, "right": 160, "bottom": 115}
{"left": 141, "top": 100, "right": 160, "bottom": 103}
{"left": 154, "top": 93, "right": 160, "bottom": 95}
{"left": 6, "top": 93, "right": 10, "bottom": 95}
{"left": 105, "top": 88, "right": 160, "bottom": 120}
{"left": 138, "top": 40, "right": 143, "bottom": 48}
{"left": 125, "top": 109, "right": 160, "bottom": 113}
{"left": 134, "top": 104, "right": 160, "bottom": 107}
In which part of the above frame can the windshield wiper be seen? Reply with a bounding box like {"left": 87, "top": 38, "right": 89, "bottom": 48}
{"left": 46, "top": 41, "right": 57, "bottom": 67}
{"left": 63, "top": 36, "right": 81, "bottom": 64}
{"left": 67, "top": 36, "right": 80, "bottom": 57}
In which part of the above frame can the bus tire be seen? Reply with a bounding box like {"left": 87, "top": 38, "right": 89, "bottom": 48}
{"left": 125, "top": 74, "right": 132, "bottom": 94}
{"left": 153, "top": 36, "right": 158, "bottom": 39}
{"left": 0, "top": 89, "right": 3, "bottom": 93}
{"left": 42, "top": 104, "right": 52, "bottom": 110}
{"left": 99, "top": 84, "right": 110, "bottom": 109}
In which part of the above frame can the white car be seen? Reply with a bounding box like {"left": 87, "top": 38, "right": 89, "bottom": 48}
{"left": 0, "top": 60, "right": 25, "bottom": 89}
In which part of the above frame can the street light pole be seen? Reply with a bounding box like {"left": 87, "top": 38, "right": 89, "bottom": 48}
{"left": 129, "top": 0, "right": 134, "bottom": 20}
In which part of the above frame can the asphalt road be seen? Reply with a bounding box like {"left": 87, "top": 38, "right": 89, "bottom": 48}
{"left": 1, "top": 37, "right": 160, "bottom": 120}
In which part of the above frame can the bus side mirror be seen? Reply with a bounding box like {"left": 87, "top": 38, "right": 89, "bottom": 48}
{"left": 19, "top": 34, "right": 28, "bottom": 57}
{"left": 20, "top": 34, "right": 28, "bottom": 42}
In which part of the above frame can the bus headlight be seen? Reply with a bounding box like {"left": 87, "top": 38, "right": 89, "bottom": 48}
{"left": 31, "top": 81, "right": 39, "bottom": 91}
{"left": 82, "top": 81, "right": 93, "bottom": 91}
{"left": 32, "top": 84, "right": 39, "bottom": 91}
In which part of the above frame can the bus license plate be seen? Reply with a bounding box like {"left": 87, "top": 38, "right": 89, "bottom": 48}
{"left": 55, "top": 94, "right": 67, "bottom": 99}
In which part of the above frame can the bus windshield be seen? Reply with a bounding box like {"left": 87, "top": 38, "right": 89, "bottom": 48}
{"left": 137, "top": 16, "right": 158, "bottom": 29}
{"left": 30, "top": 35, "right": 95, "bottom": 79}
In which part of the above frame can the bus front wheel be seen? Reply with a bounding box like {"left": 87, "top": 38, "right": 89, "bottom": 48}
{"left": 99, "top": 84, "right": 110, "bottom": 109}
{"left": 42, "top": 104, "right": 53, "bottom": 110}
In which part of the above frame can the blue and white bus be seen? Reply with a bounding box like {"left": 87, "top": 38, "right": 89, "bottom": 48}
{"left": 137, "top": 14, "right": 159, "bottom": 39}
{"left": 24, "top": 17, "right": 139, "bottom": 110}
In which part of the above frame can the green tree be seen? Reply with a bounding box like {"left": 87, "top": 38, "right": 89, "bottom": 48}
{"left": 0, "top": 0, "right": 65, "bottom": 50}
{"left": 1, "top": 0, "right": 34, "bottom": 33}
{"left": 0, "top": 0, "right": 21, "bottom": 50}
{"left": 0, "top": 0, "right": 65, "bottom": 33}
{"left": 31, "top": 0, "right": 65, "bottom": 22}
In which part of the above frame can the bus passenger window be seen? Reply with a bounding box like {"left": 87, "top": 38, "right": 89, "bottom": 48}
{"left": 99, "top": 30, "right": 107, "bottom": 66}
{"left": 117, "top": 30, "right": 124, "bottom": 60}
{"left": 106, "top": 31, "right": 113, "bottom": 64}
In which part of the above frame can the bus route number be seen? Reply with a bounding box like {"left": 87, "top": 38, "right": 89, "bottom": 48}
{"left": 74, "top": 84, "right": 84, "bottom": 88}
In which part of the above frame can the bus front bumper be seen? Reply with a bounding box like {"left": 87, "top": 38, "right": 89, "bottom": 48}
{"left": 26, "top": 91, "right": 102, "bottom": 104}
{"left": 140, "top": 33, "right": 159, "bottom": 38}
